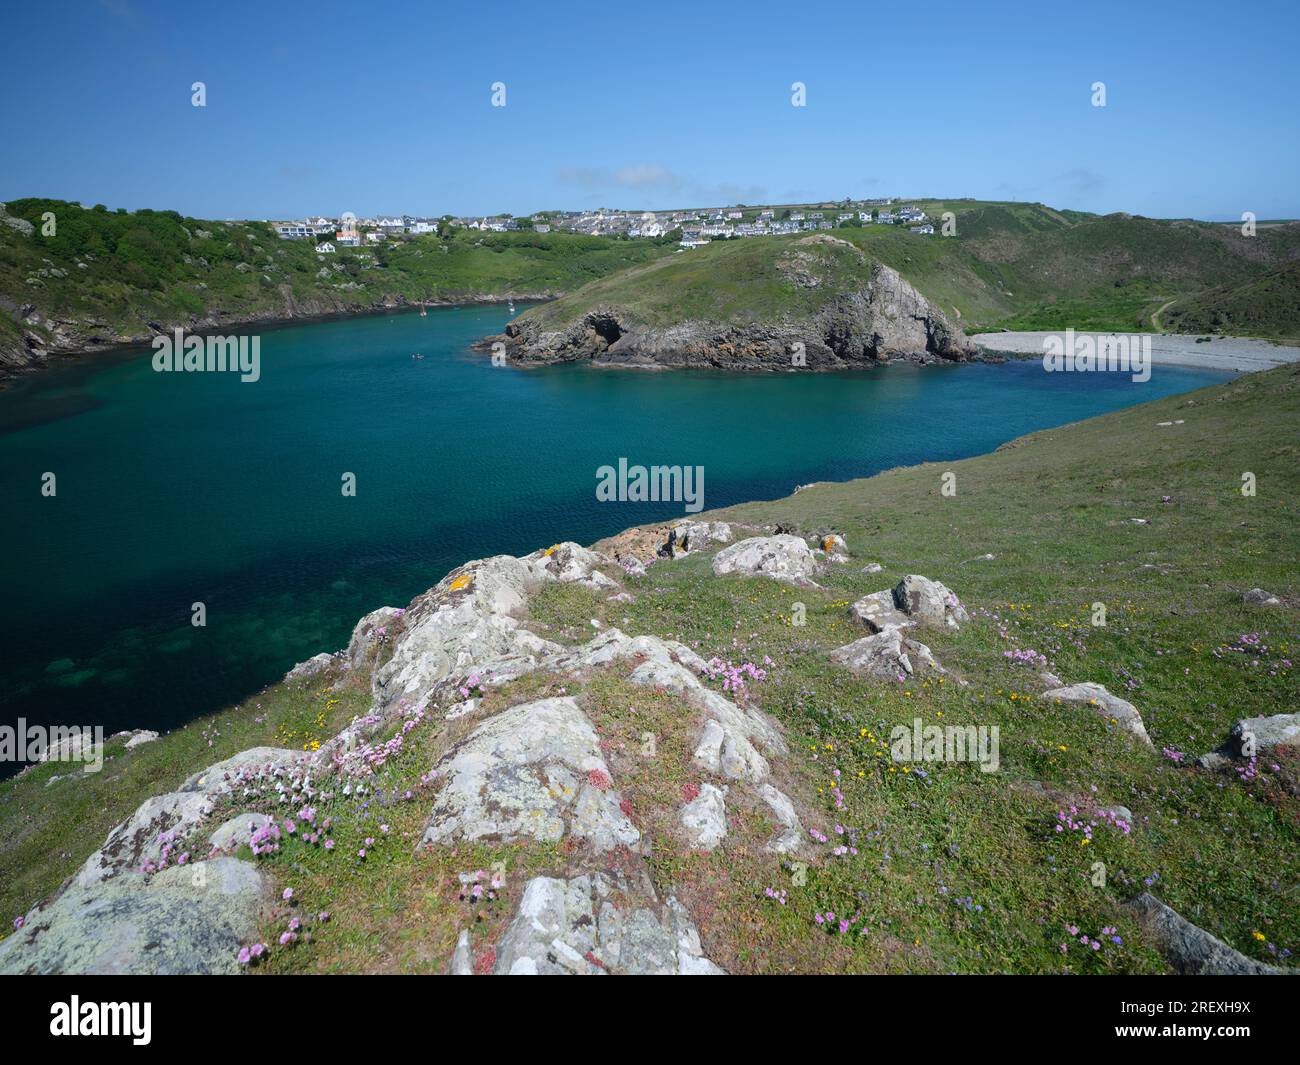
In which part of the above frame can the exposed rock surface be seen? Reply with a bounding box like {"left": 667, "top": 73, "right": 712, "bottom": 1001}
{"left": 1041, "top": 683, "right": 1153, "bottom": 747}
{"left": 831, "top": 627, "right": 942, "bottom": 680}
{"left": 284, "top": 652, "right": 337, "bottom": 681}
{"left": 850, "top": 575, "right": 968, "bottom": 634}
{"left": 1243, "top": 587, "right": 1282, "bottom": 606}
{"left": 209, "top": 811, "right": 274, "bottom": 852}
{"left": 122, "top": 729, "right": 160, "bottom": 749}
{"left": 711, "top": 534, "right": 819, "bottom": 585}
{"left": 892, "top": 575, "right": 969, "bottom": 629}
{"left": 680, "top": 783, "right": 728, "bottom": 850}
{"left": 421, "top": 696, "right": 640, "bottom": 851}
{"left": 1198, "top": 712, "right": 1300, "bottom": 769}
{"left": 0, "top": 858, "right": 269, "bottom": 975}
{"left": 490, "top": 874, "right": 724, "bottom": 975}
{"left": 489, "top": 257, "right": 974, "bottom": 372}
{"left": 758, "top": 783, "right": 805, "bottom": 854}
{"left": 849, "top": 590, "right": 916, "bottom": 634}
{"left": 1129, "top": 893, "right": 1289, "bottom": 975}
{"left": 663, "top": 520, "right": 732, "bottom": 558}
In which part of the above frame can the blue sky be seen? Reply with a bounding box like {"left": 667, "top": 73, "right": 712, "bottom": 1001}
{"left": 2, "top": 0, "right": 1296, "bottom": 221}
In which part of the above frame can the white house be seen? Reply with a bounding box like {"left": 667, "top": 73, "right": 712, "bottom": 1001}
{"left": 909, "top": 224, "right": 935, "bottom": 235}
{"left": 315, "top": 241, "right": 335, "bottom": 254}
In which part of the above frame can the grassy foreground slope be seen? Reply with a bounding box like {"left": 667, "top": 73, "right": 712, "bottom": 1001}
{"left": 1, "top": 365, "right": 1296, "bottom": 973}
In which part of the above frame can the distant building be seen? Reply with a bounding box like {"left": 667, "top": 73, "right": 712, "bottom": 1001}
{"left": 315, "top": 241, "right": 335, "bottom": 254}
{"left": 535, "top": 224, "right": 551, "bottom": 233}
{"left": 275, "top": 223, "right": 311, "bottom": 239}
{"left": 909, "top": 224, "right": 935, "bottom": 235}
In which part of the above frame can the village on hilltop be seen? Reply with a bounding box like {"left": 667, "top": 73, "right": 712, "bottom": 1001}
{"left": 269, "top": 199, "right": 936, "bottom": 252}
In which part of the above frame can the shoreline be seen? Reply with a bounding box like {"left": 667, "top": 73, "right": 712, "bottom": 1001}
{"left": 971, "top": 331, "right": 1300, "bottom": 374}
{"left": 0, "top": 294, "right": 555, "bottom": 389}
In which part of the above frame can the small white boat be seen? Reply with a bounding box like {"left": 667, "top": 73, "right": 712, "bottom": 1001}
{"left": 419, "top": 305, "right": 427, "bottom": 317}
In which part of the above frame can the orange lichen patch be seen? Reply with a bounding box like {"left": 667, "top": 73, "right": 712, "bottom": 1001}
{"left": 448, "top": 573, "right": 472, "bottom": 592}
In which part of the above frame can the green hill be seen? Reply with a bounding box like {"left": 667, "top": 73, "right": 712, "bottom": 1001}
{"left": 0, "top": 198, "right": 673, "bottom": 375}
{"left": 1162, "top": 260, "right": 1300, "bottom": 338}
{"left": 507, "top": 206, "right": 1300, "bottom": 350}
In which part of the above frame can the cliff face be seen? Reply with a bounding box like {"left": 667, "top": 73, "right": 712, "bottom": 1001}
{"left": 491, "top": 252, "right": 975, "bottom": 371}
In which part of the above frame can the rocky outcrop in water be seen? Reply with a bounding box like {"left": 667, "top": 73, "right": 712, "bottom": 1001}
{"left": 486, "top": 258, "right": 974, "bottom": 371}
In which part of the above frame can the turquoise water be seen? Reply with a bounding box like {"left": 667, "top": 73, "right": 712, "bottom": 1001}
{"left": 0, "top": 304, "right": 1230, "bottom": 760}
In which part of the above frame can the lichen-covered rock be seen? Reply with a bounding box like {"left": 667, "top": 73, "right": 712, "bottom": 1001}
{"left": 1129, "top": 893, "right": 1288, "bottom": 975}
{"left": 1243, "top": 588, "right": 1281, "bottom": 606}
{"left": 523, "top": 541, "right": 609, "bottom": 584}
{"left": 1041, "top": 683, "right": 1153, "bottom": 747}
{"left": 892, "top": 575, "right": 969, "bottom": 629}
{"left": 451, "top": 928, "right": 473, "bottom": 975}
{"left": 1233, "top": 712, "right": 1300, "bottom": 752}
{"left": 0, "top": 858, "right": 269, "bottom": 975}
{"left": 74, "top": 791, "right": 215, "bottom": 886}
{"left": 489, "top": 874, "right": 724, "bottom": 975}
{"left": 346, "top": 605, "right": 402, "bottom": 670}
{"left": 421, "top": 697, "right": 639, "bottom": 851}
{"left": 68, "top": 745, "right": 310, "bottom": 886}
{"left": 758, "top": 783, "right": 805, "bottom": 854}
{"left": 663, "top": 520, "right": 732, "bottom": 558}
{"left": 831, "top": 628, "right": 941, "bottom": 680}
{"left": 375, "top": 555, "right": 559, "bottom": 711}
{"left": 680, "top": 783, "right": 728, "bottom": 849}
{"left": 818, "top": 533, "right": 848, "bottom": 557}
{"left": 711, "top": 535, "right": 818, "bottom": 585}
{"left": 1199, "top": 712, "right": 1300, "bottom": 768}
{"left": 284, "top": 652, "right": 337, "bottom": 682}
{"left": 208, "top": 811, "right": 274, "bottom": 852}
{"left": 849, "top": 589, "right": 915, "bottom": 634}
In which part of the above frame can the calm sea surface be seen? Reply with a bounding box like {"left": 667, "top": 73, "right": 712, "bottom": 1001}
{"left": 0, "top": 304, "right": 1230, "bottom": 761}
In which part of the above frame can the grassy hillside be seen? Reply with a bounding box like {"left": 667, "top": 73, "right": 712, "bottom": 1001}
{"left": 514, "top": 204, "right": 1300, "bottom": 341}
{"left": 1162, "top": 261, "right": 1300, "bottom": 339}
{"left": 0, "top": 198, "right": 673, "bottom": 360}
{"left": 3, "top": 363, "right": 1295, "bottom": 973}
{"left": 4, "top": 198, "right": 1297, "bottom": 373}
